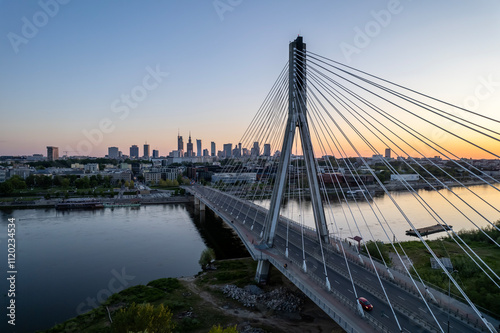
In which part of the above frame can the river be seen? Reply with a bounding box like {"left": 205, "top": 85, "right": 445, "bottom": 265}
{"left": 0, "top": 204, "right": 247, "bottom": 333}
{"left": 254, "top": 183, "right": 500, "bottom": 242}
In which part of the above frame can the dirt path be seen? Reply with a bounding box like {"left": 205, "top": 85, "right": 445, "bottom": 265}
{"left": 179, "top": 276, "right": 343, "bottom": 333}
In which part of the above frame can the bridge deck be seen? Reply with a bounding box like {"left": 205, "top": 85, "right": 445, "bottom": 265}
{"left": 185, "top": 185, "right": 495, "bottom": 333}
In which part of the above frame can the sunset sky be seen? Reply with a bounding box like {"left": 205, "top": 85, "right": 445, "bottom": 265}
{"left": 1, "top": 1, "right": 499, "bottom": 159}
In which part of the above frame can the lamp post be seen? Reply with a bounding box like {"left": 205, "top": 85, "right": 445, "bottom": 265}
{"left": 442, "top": 270, "right": 458, "bottom": 333}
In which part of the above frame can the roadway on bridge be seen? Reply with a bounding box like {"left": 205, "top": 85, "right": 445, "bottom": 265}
{"left": 190, "top": 185, "right": 487, "bottom": 333}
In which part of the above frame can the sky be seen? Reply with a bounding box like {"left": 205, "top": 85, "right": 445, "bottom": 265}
{"left": 1, "top": 0, "right": 499, "bottom": 158}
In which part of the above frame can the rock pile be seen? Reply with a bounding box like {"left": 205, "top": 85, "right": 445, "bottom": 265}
{"left": 220, "top": 285, "right": 303, "bottom": 312}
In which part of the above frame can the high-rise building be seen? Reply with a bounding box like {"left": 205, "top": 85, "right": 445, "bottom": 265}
{"left": 144, "top": 143, "right": 150, "bottom": 158}
{"left": 263, "top": 143, "right": 271, "bottom": 157}
{"left": 47, "top": 146, "right": 59, "bottom": 161}
{"left": 251, "top": 142, "right": 260, "bottom": 157}
{"left": 152, "top": 149, "right": 159, "bottom": 158}
{"left": 130, "top": 145, "right": 139, "bottom": 159}
{"left": 385, "top": 148, "right": 391, "bottom": 159}
{"left": 196, "top": 139, "right": 202, "bottom": 157}
{"left": 223, "top": 143, "right": 232, "bottom": 158}
{"left": 177, "top": 132, "right": 184, "bottom": 156}
{"left": 108, "top": 147, "right": 119, "bottom": 159}
{"left": 211, "top": 142, "right": 216, "bottom": 157}
{"left": 186, "top": 133, "right": 194, "bottom": 157}
{"left": 203, "top": 149, "right": 209, "bottom": 157}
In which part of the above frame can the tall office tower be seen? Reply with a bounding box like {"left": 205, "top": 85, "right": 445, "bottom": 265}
{"left": 251, "top": 142, "right": 260, "bottom": 157}
{"left": 130, "top": 145, "right": 139, "bottom": 159}
{"left": 177, "top": 132, "right": 184, "bottom": 156}
{"left": 385, "top": 148, "right": 391, "bottom": 158}
{"left": 211, "top": 141, "right": 216, "bottom": 157}
{"left": 143, "top": 143, "right": 150, "bottom": 158}
{"left": 186, "top": 132, "right": 194, "bottom": 157}
{"left": 232, "top": 146, "right": 241, "bottom": 157}
{"left": 196, "top": 139, "right": 202, "bottom": 157}
{"left": 263, "top": 143, "right": 271, "bottom": 157}
{"left": 203, "top": 149, "right": 209, "bottom": 157}
{"left": 47, "top": 146, "right": 59, "bottom": 161}
{"left": 152, "top": 149, "right": 159, "bottom": 158}
{"left": 108, "top": 147, "right": 119, "bottom": 159}
{"left": 223, "top": 143, "right": 232, "bottom": 158}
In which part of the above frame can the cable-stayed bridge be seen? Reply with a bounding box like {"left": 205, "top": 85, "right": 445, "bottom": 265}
{"left": 184, "top": 36, "right": 500, "bottom": 333}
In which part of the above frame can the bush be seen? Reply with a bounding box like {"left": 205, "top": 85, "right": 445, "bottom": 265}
{"left": 111, "top": 302, "right": 174, "bottom": 333}
{"left": 209, "top": 324, "right": 239, "bottom": 333}
{"left": 199, "top": 248, "right": 216, "bottom": 269}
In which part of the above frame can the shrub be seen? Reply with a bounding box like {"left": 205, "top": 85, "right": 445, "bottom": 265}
{"left": 111, "top": 302, "right": 174, "bottom": 333}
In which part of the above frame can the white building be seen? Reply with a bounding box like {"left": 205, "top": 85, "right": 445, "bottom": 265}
{"left": 212, "top": 173, "right": 257, "bottom": 184}
{"left": 390, "top": 174, "right": 419, "bottom": 182}
{"left": 84, "top": 163, "right": 99, "bottom": 173}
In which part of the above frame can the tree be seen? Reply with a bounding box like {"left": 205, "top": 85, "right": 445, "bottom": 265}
{"left": 111, "top": 303, "right": 174, "bottom": 333}
{"left": 9, "top": 175, "right": 27, "bottom": 190}
{"left": 0, "top": 181, "right": 14, "bottom": 194}
{"left": 61, "top": 178, "right": 71, "bottom": 189}
{"left": 199, "top": 248, "right": 216, "bottom": 269}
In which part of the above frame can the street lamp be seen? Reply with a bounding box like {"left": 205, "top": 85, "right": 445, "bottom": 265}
{"left": 442, "top": 269, "right": 458, "bottom": 333}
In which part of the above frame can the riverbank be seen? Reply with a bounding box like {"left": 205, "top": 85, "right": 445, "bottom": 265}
{"left": 40, "top": 258, "right": 342, "bottom": 333}
{"left": 0, "top": 193, "right": 192, "bottom": 210}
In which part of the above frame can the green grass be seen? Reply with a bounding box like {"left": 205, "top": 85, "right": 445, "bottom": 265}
{"left": 386, "top": 224, "right": 500, "bottom": 316}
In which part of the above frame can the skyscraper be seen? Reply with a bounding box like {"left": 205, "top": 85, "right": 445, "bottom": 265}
{"left": 152, "top": 149, "right": 159, "bottom": 158}
{"left": 108, "top": 147, "right": 119, "bottom": 159}
{"left": 196, "top": 139, "right": 202, "bottom": 157}
{"left": 251, "top": 142, "right": 260, "bottom": 157}
{"left": 223, "top": 143, "right": 232, "bottom": 158}
{"left": 47, "top": 146, "right": 59, "bottom": 161}
{"left": 385, "top": 148, "right": 391, "bottom": 158}
{"left": 130, "top": 145, "right": 139, "bottom": 159}
{"left": 211, "top": 142, "right": 216, "bottom": 157}
{"left": 263, "top": 143, "right": 271, "bottom": 157}
{"left": 177, "top": 132, "right": 184, "bottom": 156}
{"left": 186, "top": 132, "right": 194, "bottom": 157}
{"left": 143, "top": 143, "right": 150, "bottom": 159}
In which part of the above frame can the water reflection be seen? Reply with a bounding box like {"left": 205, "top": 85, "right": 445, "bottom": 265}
{"left": 255, "top": 184, "right": 500, "bottom": 242}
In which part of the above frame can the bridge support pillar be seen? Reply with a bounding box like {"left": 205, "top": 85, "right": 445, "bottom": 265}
{"left": 194, "top": 197, "right": 200, "bottom": 207}
{"left": 255, "top": 259, "right": 270, "bottom": 284}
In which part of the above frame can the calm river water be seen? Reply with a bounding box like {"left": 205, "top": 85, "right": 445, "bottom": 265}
{"left": 0, "top": 204, "right": 247, "bottom": 333}
{"left": 0, "top": 184, "right": 498, "bottom": 332}
{"left": 255, "top": 183, "right": 500, "bottom": 242}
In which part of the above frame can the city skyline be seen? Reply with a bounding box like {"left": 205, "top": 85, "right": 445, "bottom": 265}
{"left": 2, "top": 1, "right": 500, "bottom": 159}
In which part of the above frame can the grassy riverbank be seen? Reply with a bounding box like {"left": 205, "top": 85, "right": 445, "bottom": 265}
{"left": 40, "top": 258, "right": 341, "bottom": 333}
{"left": 366, "top": 221, "right": 500, "bottom": 317}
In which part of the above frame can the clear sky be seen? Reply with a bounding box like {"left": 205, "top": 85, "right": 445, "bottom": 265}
{"left": 1, "top": 0, "right": 499, "bottom": 158}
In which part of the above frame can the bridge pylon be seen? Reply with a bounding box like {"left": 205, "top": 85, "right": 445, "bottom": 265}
{"left": 261, "top": 36, "right": 330, "bottom": 248}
